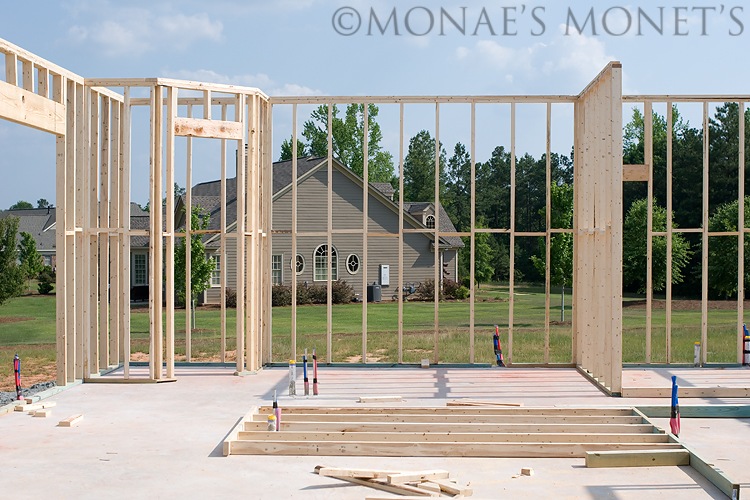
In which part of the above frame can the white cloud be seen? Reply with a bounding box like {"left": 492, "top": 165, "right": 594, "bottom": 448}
{"left": 65, "top": 4, "right": 223, "bottom": 56}
{"left": 454, "top": 26, "right": 617, "bottom": 93}
{"left": 162, "top": 69, "right": 322, "bottom": 96}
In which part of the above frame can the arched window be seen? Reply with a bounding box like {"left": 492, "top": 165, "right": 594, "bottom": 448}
{"left": 346, "top": 254, "right": 360, "bottom": 274}
{"left": 425, "top": 214, "right": 435, "bottom": 229}
{"left": 314, "top": 244, "right": 338, "bottom": 281}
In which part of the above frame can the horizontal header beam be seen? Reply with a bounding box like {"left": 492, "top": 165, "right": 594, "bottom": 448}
{"left": 174, "top": 117, "right": 243, "bottom": 140}
{"left": 0, "top": 79, "right": 65, "bottom": 135}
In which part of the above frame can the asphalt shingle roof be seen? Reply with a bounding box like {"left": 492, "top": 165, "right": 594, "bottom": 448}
{"left": 0, "top": 208, "right": 56, "bottom": 252}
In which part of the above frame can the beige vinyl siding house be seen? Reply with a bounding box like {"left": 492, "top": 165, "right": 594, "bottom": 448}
{"left": 186, "top": 156, "right": 462, "bottom": 304}
{"left": 0, "top": 207, "right": 57, "bottom": 268}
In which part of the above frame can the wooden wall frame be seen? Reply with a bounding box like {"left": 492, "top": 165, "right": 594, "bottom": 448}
{"left": 2, "top": 36, "right": 748, "bottom": 391}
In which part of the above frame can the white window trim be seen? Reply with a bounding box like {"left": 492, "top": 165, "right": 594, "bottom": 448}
{"left": 425, "top": 214, "right": 436, "bottom": 229}
{"left": 313, "top": 244, "right": 338, "bottom": 282}
{"left": 346, "top": 253, "right": 360, "bottom": 275}
{"left": 272, "top": 254, "right": 284, "bottom": 285}
{"left": 210, "top": 254, "right": 221, "bottom": 287}
{"left": 132, "top": 253, "right": 148, "bottom": 286}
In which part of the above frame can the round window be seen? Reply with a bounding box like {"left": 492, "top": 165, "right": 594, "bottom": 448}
{"left": 346, "top": 254, "right": 360, "bottom": 274}
{"left": 293, "top": 254, "right": 304, "bottom": 275}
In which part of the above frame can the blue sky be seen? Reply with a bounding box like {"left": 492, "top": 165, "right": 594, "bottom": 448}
{"left": 0, "top": 0, "right": 746, "bottom": 208}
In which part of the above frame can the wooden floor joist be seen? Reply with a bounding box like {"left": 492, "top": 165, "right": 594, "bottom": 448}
{"left": 622, "top": 386, "right": 750, "bottom": 398}
{"left": 585, "top": 449, "right": 690, "bottom": 468}
{"left": 225, "top": 406, "right": 677, "bottom": 458}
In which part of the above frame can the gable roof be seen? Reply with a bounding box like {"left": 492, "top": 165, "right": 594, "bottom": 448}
{"left": 0, "top": 208, "right": 57, "bottom": 252}
{"left": 174, "top": 156, "right": 463, "bottom": 250}
{"left": 403, "top": 202, "right": 463, "bottom": 248}
{"left": 271, "top": 157, "right": 463, "bottom": 249}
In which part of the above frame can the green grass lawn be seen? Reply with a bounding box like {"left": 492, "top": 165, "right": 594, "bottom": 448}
{"left": 1, "top": 285, "right": 746, "bottom": 390}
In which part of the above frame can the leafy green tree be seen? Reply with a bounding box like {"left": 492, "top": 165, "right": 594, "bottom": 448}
{"left": 473, "top": 218, "right": 495, "bottom": 287}
{"left": 475, "top": 146, "right": 511, "bottom": 229}
{"left": 9, "top": 200, "right": 33, "bottom": 210}
{"left": 174, "top": 206, "right": 216, "bottom": 306}
{"left": 279, "top": 137, "right": 307, "bottom": 161}
{"left": 18, "top": 231, "right": 43, "bottom": 290}
{"left": 36, "top": 198, "right": 52, "bottom": 209}
{"left": 302, "top": 103, "right": 395, "bottom": 182}
{"left": 622, "top": 105, "right": 704, "bottom": 297}
{"left": 707, "top": 196, "right": 750, "bottom": 298}
{"left": 37, "top": 266, "right": 55, "bottom": 295}
{"left": 531, "top": 183, "right": 574, "bottom": 288}
{"left": 531, "top": 183, "right": 573, "bottom": 320}
{"left": 623, "top": 198, "right": 691, "bottom": 293}
{"left": 0, "top": 217, "right": 24, "bottom": 305}
{"left": 444, "top": 142, "right": 471, "bottom": 233}
{"left": 403, "top": 130, "right": 447, "bottom": 202}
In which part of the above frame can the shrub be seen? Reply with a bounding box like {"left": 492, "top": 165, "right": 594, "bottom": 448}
{"left": 455, "top": 286, "right": 470, "bottom": 300}
{"left": 331, "top": 280, "right": 355, "bottom": 304}
{"left": 307, "top": 283, "right": 328, "bottom": 304}
{"left": 414, "top": 279, "right": 442, "bottom": 302}
{"left": 37, "top": 266, "right": 55, "bottom": 295}
{"left": 442, "top": 279, "right": 460, "bottom": 299}
{"left": 225, "top": 288, "right": 237, "bottom": 308}
{"left": 272, "top": 285, "right": 292, "bottom": 307}
{"left": 266, "top": 281, "right": 356, "bottom": 306}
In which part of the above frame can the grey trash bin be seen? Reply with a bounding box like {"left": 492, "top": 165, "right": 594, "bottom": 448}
{"left": 367, "top": 282, "right": 382, "bottom": 302}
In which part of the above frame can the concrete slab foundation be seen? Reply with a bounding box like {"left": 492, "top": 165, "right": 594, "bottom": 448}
{"left": 1, "top": 366, "right": 747, "bottom": 499}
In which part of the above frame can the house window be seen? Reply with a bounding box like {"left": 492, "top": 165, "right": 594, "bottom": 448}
{"left": 292, "top": 254, "right": 305, "bottom": 275}
{"left": 314, "top": 245, "right": 338, "bottom": 281}
{"left": 211, "top": 254, "right": 221, "bottom": 287}
{"left": 133, "top": 254, "right": 147, "bottom": 285}
{"left": 425, "top": 214, "right": 435, "bottom": 229}
{"left": 346, "top": 254, "right": 360, "bottom": 275}
{"left": 272, "top": 254, "right": 283, "bottom": 285}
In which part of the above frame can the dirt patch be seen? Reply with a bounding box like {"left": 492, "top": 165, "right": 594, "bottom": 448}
{"left": 623, "top": 299, "right": 750, "bottom": 311}
{"left": 345, "top": 355, "right": 384, "bottom": 363}
{"left": 0, "top": 316, "right": 33, "bottom": 324}
{"left": 0, "top": 363, "right": 56, "bottom": 392}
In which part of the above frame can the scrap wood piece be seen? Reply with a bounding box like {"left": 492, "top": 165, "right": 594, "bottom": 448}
{"left": 366, "top": 497, "right": 440, "bottom": 500}
{"left": 314, "top": 466, "right": 437, "bottom": 497}
{"left": 33, "top": 408, "right": 52, "bottom": 418}
{"left": 334, "top": 476, "right": 438, "bottom": 497}
{"left": 358, "top": 396, "right": 403, "bottom": 403}
{"left": 387, "top": 470, "right": 450, "bottom": 484}
{"left": 416, "top": 481, "right": 442, "bottom": 493}
{"left": 433, "top": 478, "right": 473, "bottom": 496}
{"left": 316, "top": 466, "right": 401, "bottom": 479}
{"left": 58, "top": 414, "right": 83, "bottom": 427}
{"left": 315, "top": 465, "right": 401, "bottom": 478}
{"left": 520, "top": 467, "right": 534, "bottom": 476}
{"left": 447, "top": 400, "right": 522, "bottom": 407}
{"left": 17, "top": 401, "right": 56, "bottom": 413}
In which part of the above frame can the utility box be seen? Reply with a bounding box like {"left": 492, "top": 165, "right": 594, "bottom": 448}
{"left": 379, "top": 264, "right": 390, "bottom": 286}
{"left": 367, "top": 282, "right": 382, "bottom": 302}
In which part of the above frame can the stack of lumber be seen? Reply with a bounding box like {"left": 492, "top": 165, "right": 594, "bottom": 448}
{"left": 224, "top": 406, "right": 683, "bottom": 458}
{"left": 314, "top": 465, "right": 471, "bottom": 497}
